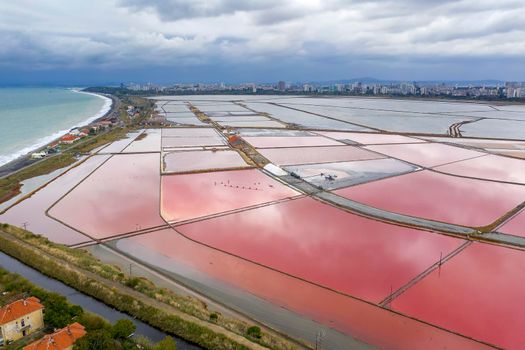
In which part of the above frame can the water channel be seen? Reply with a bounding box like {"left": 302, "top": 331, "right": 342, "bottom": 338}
{"left": 0, "top": 251, "right": 201, "bottom": 350}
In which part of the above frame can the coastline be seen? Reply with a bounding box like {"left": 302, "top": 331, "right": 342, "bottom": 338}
{"left": 0, "top": 90, "right": 115, "bottom": 178}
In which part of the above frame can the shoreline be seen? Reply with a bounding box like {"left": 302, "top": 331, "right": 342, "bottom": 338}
{"left": 0, "top": 90, "right": 115, "bottom": 178}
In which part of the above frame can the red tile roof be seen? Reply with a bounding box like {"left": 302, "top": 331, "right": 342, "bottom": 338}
{"left": 23, "top": 323, "right": 86, "bottom": 350}
{"left": 0, "top": 297, "right": 44, "bottom": 325}
{"left": 60, "top": 134, "right": 78, "bottom": 142}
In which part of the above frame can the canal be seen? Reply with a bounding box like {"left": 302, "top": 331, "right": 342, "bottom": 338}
{"left": 0, "top": 251, "right": 202, "bottom": 350}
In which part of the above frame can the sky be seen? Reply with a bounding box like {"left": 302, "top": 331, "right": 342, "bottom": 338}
{"left": 0, "top": 0, "right": 524, "bottom": 85}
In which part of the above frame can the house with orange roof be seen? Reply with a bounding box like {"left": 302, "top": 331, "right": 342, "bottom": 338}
{"left": 59, "top": 134, "right": 79, "bottom": 145}
{"left": 23, "top": 323, "right": 86, "bottom": 350}
{"left": 0, "top": 297, "right": 44, "bottom": 346}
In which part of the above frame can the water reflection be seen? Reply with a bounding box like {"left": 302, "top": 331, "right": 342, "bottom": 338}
{"left": 161, "top": 169, "right": 299, "bottom": 222}
{"left": 259, "top": 145, "right": 383, "bottom": 166}
{"left": 49, "top": 153, "right": 165, "bottom": 239}
{"left": 392, "top": 243, "right": 525, "bottom": 349}
{"left": 336, "top": 170, "right": 525, "bottom": 227}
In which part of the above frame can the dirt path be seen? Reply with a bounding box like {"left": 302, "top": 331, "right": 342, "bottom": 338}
{"left": 0, "top": 231, "right": 290, "bottom": 350}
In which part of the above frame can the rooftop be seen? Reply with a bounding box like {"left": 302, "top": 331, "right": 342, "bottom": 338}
{"left": 0, "top": 297, "right": 44, "bottom": 325}
{"left": 23, "top": 323, "right": 86, "bottom": 350}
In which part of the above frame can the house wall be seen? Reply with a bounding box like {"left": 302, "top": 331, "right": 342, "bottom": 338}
{"left": 0, "top": 309, "right": 44, "bottom": 343}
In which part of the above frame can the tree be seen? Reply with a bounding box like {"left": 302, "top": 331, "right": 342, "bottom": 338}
{"left": 209, "top": 313, "right": 218, "bottom": 322}
{"left": 111, "top": 319, "right": 136, "bottom": 340}
{"left": 42, "top": 293, "right": 84, "bottom": 328}
{"left": 247, "top": 326, "right": 262, "bottom": 339}
{"left": 74, "top": 330, "right": 113, "bottom": 350}
{"left": 154, "top": 336, "right": 177, "bottom": 350}
{"left": 77, "top": 313, "right": 109, "bottom": 332}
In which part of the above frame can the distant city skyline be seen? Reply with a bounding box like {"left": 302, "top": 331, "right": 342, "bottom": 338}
{"left": 114, "top": 80, "right": 525, "bottom": 99}
{"left": 1, "top": 1, "right": 524, "bottom": 85}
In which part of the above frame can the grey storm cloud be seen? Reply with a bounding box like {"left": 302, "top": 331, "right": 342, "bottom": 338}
{"left": 118, "top": 0, "right": 281, "bottom": 20}
{"left": 0, "top": 0, "right": 525, "bottom": 81}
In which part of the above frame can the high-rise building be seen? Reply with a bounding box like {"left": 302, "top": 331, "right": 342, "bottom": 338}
{"left": 277, "top": 81, "right": 286, "bottom": 91}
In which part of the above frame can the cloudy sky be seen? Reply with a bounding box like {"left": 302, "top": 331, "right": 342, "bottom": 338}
{"left": 1, "top": 0, "right": 524, "bottom": 85}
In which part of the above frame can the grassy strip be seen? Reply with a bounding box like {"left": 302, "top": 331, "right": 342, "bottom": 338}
{"left": 0, "top": 225, "right": 298, "bottom": 349}
{"left": 0, "top": 153, "right": 76, "bottom": 203}
{"left": 0, "top": 269, "right": 175, "bottom": 350}
{"left": 0, "top": 226, "right": 285, "bottom": 350}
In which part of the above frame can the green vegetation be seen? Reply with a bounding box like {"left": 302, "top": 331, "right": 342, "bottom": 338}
{"left": 0, "top": 225, "right": 298, "bottom": 349}
{"left": 0, "top": 268, "right": 176, "bottom": 350}
{"left": 153, "top": 336, "right": 178, "bottom": 350}
{"left": 209, "top": 312, "right": 219, "bottom": 322}
{"left": 0, "top": 153, "right": 76, "bottom": 203}
{"left": 0, "top": 225, "right": 300, "bottom": 349}
{"left": 247, "top": 327, "right": 262, "bottom": 339}
{"left": 111, "top": 319, "right": 136, "bottom": 340}
{"left": 74, "top": 330, "right": 114, "bottom": 350}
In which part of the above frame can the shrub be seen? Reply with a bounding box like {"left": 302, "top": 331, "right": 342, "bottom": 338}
{"left": 246, "top": 326, "right": 262, "bottom": 339}
{"left": 111, "top": 319, "right": 136, "bottom": 340}
{"left": 154, "top": 336, "right": 177, "bottom": 350}
{"left": 73, "top": 329, "right": 113, "bottom": 350}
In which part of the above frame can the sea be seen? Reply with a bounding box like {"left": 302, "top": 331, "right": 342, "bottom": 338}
{"left": 0, "top": 87, "right": 111, "bottom": 167}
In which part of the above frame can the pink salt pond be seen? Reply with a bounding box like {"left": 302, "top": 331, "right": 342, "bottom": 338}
{"left": 0, "top": 155, "right": 110, "bottom": 245}
{"left": 258, "top": 145, "right": 384, "bottom": 166}
{"left": 335, "top": 170, "right": 525, "bottom": 227}
{"left": 163, "top": 149, "right": 250, "bottom": 173}
{"left": 161, "top": 169, "right": 299, "bottom": 223}
{"left": 119, "top": 228, "right": 488, "bottom": 350}
{"left": 220, "top": 120, "right": 285, "bottom": 128}
{"left": 435, "top": 154, "right": 525, "bottom": 184}
{"left": 176, "top": 197, "right": 464, "bottom": 303}
{"left": 365, "top": 143, "right": 484, "bottom": 167}
{"left": 242, "top": 136, "right": 343, "bottom": 148}
{"left": 122, "top": 129, "right": 161, "bottom": 153}
{"left": 392, "top": 243, "right": 525, "bottom": 349}
{"left": 49, "top": 153, "right": 165, "bottom": 239}
{"left": 498, "top": 210, "right": 525, "bottom": 237}
{"left": 317, "top": 131, "right": 425, "bottom": 144}
{"left": 162, "top": 136, "right": 226, "bottom": 148}
{"left": 162, "top": 128, "right": 219, "bottom": 138}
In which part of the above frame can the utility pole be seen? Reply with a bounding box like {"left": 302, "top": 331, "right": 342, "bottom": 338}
{"left": 439, "top": 251, "right": 443, "bottom": 276}
{"left": 22, "top": 222, "right": 29, "bottom": 231}
{"left": 129, "top": 263, "right": 133, "bottom": 277}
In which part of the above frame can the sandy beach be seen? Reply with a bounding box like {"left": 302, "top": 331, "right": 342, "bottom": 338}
{"left": 0, "top": 92, "right": 117, "bottom": 178}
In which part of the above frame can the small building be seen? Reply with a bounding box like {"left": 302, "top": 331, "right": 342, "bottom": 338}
{"left": 98, "top": 120, "right": 113, "bottom": 128}
{"left": 228, "top": 135, "right": 242, "bottom": 147}
{"left": 59, "top": 134, "right": 79, "bottom": 145}
{"left": 23, "top": 323, "right": 86, "bottom": 350}
{"left": 47, "top": 142, "right": 61, "bottom": 154}
{"left": 30, "top": 152, "right": 47, "bottom": 160}
{"left": 0, "top": 297, "right": 44, "bottom": 346}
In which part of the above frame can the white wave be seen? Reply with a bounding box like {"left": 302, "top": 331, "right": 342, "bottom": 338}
{"left": 0, "top": 89, "right": 113, "bottom": 168}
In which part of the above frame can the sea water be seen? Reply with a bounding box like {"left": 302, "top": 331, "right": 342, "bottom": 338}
{"left": 0, "top": 87, "right": 111, "bottom": 166}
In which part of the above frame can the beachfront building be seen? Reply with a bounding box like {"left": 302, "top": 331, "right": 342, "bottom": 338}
{"left": 23, "top": 323, "right": 86, "bottom": 350}
{"left": 30, "top": 152, "right": 47, "bottom": 160}
{"left": 59, "top": 134, "right": 79, "bottom": 145}
{"left": 0, "top": 297, "right": 44, "bottom": 346}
